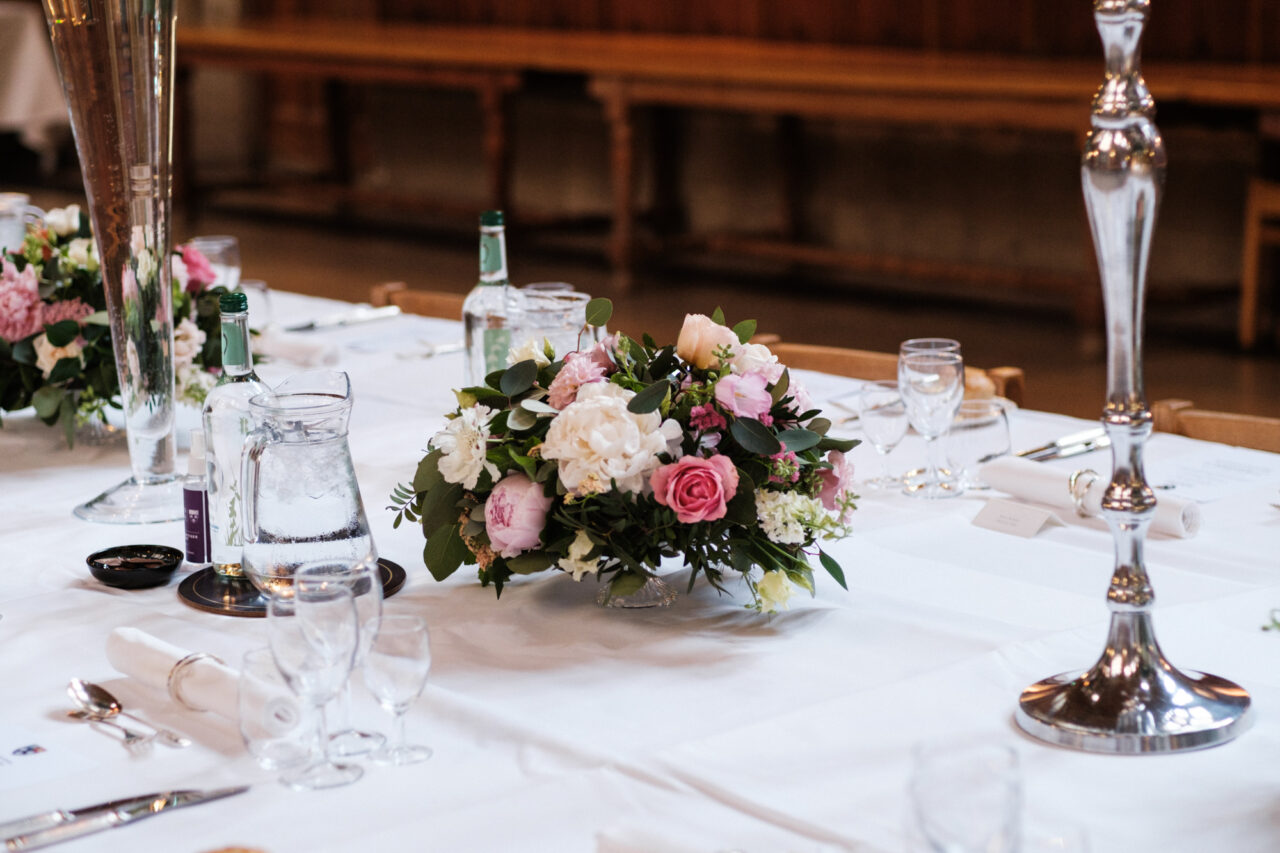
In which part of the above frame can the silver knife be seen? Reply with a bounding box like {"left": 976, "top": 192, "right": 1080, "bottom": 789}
{"left": 1017, "top": 427, "right": 1109, "bottom": 462}
{"left": 4, "top": 786, "right": 248, "bottom": 851}
{"left": 284, "top": 304, "right": 401, "bottom": 332}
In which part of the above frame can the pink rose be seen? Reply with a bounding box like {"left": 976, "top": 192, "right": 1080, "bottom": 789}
{"left": 714, "top": 372, "right": 772, "bottom": 419}
{"left": 180, "top": 244, "right": 217, "bottom": 291}
{"left": 0, "top": 260, "right": 42, "bottom": 342}
{"left": 650, "top": 454, "right": 739, "bottom": 524}
{"left": 581, "top": 332, "right": 619, "bottom": 373}
{"left": 818, "top": 450, "right": 856, "bottom": 517}
{"left": 484, "top": 473, "right": 553, "bottom": 559}
{"left": 676, "top": 313, "right": 739, "bottom": 370}
{"left": 547, "top": 350, "right": 607, "bottom": 409}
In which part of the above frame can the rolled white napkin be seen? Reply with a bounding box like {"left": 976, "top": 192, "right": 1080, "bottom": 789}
{"left": 979, "top": 456, "right": 1201, "bottom": 538}
{"left": 105, "top": 627, "right": 242, "bottom": 721}
{"left": 253, "top": 327, "right": 340, "bottom": 367}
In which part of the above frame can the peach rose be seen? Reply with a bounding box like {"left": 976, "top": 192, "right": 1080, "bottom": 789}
{"left": 676, "top": 314, "right": 739, "bottom": 370}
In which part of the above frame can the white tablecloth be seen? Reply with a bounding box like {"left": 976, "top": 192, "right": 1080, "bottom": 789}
{"left": 2, "top": 290, "right": 1280, "bottom": 852}
{"left": 0, "top": 2, "right": 67, "bottom": 170}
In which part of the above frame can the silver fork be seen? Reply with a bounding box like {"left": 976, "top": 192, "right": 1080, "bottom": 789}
{"left": 67, "top": 710, "right": 154, "bottom": 749}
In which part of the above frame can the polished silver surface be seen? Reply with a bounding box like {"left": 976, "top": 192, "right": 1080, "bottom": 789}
{"left": 66, "top": 679, "right": 191, "bottom": 748}
{"left": 1015, "top": 0, "right": 1251, "bottom": 753}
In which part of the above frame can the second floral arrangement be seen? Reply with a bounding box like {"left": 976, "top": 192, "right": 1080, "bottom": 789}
{"left": 391, "top": 304, "right": 859, "bottom": 612}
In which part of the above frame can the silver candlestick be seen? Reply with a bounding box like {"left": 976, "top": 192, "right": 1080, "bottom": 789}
{"left": 1015, "top": 0, "right": 1251, "bottom": 753}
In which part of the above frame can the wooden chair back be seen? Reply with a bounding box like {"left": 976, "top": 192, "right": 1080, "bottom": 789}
{"left": 1152, "top": 399, "right": 1280, "bottom": 452}
{"left": 369, "top": 281, "right": 466, "bottom": 319}
{"left": 767, "top": 341, "right": 1025, "bottom": 407}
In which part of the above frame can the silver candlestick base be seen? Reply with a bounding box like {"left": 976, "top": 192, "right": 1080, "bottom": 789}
{"left": 1015, "top": 0, "right": 1250, "bottom": 753}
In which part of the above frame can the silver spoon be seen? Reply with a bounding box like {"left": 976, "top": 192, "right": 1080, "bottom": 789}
{"left": 67, "top": 679, "right": 191, "bottom": 748}
{"left": 65, "top": 710, "right": 153, "bottom": 748}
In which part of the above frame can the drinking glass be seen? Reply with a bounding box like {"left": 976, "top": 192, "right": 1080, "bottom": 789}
{"left": 188, "top": 235, "right": 241, "bottom": 290}
{"left": 908, "top": 739, "right": 1022, "bottom": 853}
{"left": 516, "top": 287, "right": 597, "bottom": 361}
{"left": 857, "top": 380, "right": 909, "bottom": 489}
{"left": 899, "top": 350, "right": 965, "bottom": 498}
{"left": 0, "top": 192, "right": 43, "bottom": 255}
{"left": 365, "top": 615, "right": 434, "bottom": 766}
{"left": 900, "top": 337, "right": 961, "bottom": 357}
{"left": 238, "top": 647, "right": 312, "bottom": 771}
{"left": 295, "top": 559, "right": 386, "bottom": 757}
{"left": 948, "top": 400, "right": 1012, "bottom": 490}
{"left": 267, "top": 582, "right": 362, "bottom": 790}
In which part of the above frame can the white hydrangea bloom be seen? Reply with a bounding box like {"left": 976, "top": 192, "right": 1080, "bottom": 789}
{"left": 431, "top": 404, "right": 499, "bottom": 490}
{"left": 541, "top": 382, "right": 680, "bottom": 496}
{"left": 754, "top": 489, "right": 823, "bottom": 545}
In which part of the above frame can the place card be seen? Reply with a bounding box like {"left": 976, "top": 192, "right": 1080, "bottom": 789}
{"left": 973, "top": 499, "right": 1064, "bottom": 538}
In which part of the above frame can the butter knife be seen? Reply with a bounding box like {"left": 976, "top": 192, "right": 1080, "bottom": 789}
{"left": 4, "top": 786, "right": 248, "bottom": 851}
{"left": 1017, "top": 427, "right": 1109, "bottom": 462}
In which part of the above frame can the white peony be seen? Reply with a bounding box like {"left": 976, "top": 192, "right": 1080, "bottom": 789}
{"left": 541, "top": 382, "right": 681, "bottom": 496}
{"left": 173, "top": 317, "right": 206, "bottom": 369}
{"left": 176, "top": 363, "right": 216, "bottom": 407}
{"left": 559, "top": 529, "right": 598, "bottom": 581}
{"left": 507, "top": 337, "right": 551, "bottom": 367}
{"left": 729, "top": 341, "right": 784, "bottom": 384}
{"left": 66, "top": 238, "right": 97, "bottom": 271}
{"left": 431, "top": 404, "right": 500, "bottom": 490}
{"left": 754, "top": 489, "right": 823, "bottom": 545}
{"left": 756, "top": 569, "right": 793, "bottom": 613}
{"left": 33, "top": 333, "right": 83, "bottom": 378}
{"left": 45, "top": 205, "right": 80, "bottom": 237}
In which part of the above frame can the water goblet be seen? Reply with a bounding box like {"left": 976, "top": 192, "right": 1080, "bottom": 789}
{"left": 908, "top": 738, "right": 1022, "bottom": 853}
{"left": 365, "top": 614, "right": 434, "bottom": 766}
{"left": 948, "top": 399, "right": 1012, "bottom": 490}
{"left": 899, "top": 350, "right": 965, "bottom": 498}
{"left": 267, "top": 582, "right": 362, "bottom": 790}
{"left": 899, "top": 337, "right": 961, "bottom": 358}
{"left": 188, "top": 234, "right": 241, "bottom": 290}
{"left": 295, "top": 558, "right": 386, "bottom": 758}
{"left": 857, "top": 380, "right": 909, "bottom": 490}
{"left": 238, "top": 646, "right": 312, "bottom": 771}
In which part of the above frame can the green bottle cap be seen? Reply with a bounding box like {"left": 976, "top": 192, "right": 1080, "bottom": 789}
{"left": 219, "top": 291, "right": 248, "bottom": 313}
{"left": 480, "top": 210, "right": 504, "bottom": 227}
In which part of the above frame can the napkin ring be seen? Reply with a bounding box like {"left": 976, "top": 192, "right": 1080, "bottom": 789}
{"left": 1068, "top": 469, "right": 1100, "bottom": 518}
{"left": 167, "top": 651, "right": 225, "bottom": 712}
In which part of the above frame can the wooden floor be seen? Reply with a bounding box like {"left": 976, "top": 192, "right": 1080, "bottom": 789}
{"left": 23, "top": 187, "right": 1280, "bottom": 421}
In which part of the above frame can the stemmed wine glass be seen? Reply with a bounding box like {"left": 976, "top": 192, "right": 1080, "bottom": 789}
{"left": 899, "top": 348, "right": 965, "bottom": 498}
{"left": 267, "top": 580, "right": 362, "bottom": 790}
{"left": 365, "top": 615, "right": 434, "bottom": 766}
{"left": 295, "top": 559, "right": 386, "bottom": 758}
{"left": 857, "top": 380, "right": 909, "bottom": 490}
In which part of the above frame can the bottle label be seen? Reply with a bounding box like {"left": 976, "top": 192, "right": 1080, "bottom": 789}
{"left": 479, "top": 228, "right": 508, "bottom": 285}
{"left": 183, "top": 486, "right": 209, "bottom": 563}
{"left": 220, "top": 320, "right": 248, "bottom": 369}
{"left": 482, "top": 328, "right": 511, "bottom": 375}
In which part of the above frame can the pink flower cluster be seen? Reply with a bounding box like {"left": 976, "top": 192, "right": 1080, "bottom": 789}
{"left": 0, "top": 260, "right": 42, "bottom": 343}
{"left": 180, "top": 245, "right": 217, "bottom": 294}
{"left": 546, "top": 333, "right": 618, "bottom": 410}
{"left": 817, "top": 450, "right": 856, "bottom": 519}
{"left": 41, "top": 297, "right": 93, "bottom": 327}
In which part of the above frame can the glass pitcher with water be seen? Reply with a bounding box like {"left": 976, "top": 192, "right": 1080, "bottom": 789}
{"left": 240, "top": 370, "right": 376, "bottom": 597}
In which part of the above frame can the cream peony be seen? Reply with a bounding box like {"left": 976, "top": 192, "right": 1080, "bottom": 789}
{"left": 756, "top": 569, "right": 793, "bottom": 613}
{"left": 172, "top": 317, "right": 206, "bottom": 369}
{"left": 507, "top": 337, "right": 551, "bottom": 367}
{"left": 541, "top": 382, "right": 681, "bottom": 496}
{"left": 33, "top": 333, "right": 84, "bottom": 378}
{"left": 676, "top": 313, "right": 739, "bottom": 370}
{"left": 431, "top": 404, "right": 500, "bottom": 490}
{"left": 558, "top": 529, "right": 598, "bottom": 581}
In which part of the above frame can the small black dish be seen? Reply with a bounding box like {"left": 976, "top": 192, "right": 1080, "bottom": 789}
{"left": 87, "top": 545, "right": 183, "bottom": 590}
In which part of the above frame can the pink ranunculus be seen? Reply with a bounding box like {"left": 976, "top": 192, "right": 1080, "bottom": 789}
{"left": 581, "top": 332, "right": 619, "bottom": 373}
{"left": 547, "top": 350, "right": 607, "bottom": 409}
{"left": 0, "top": 260, "right": 43, "bottom": 342}
{"left": 676, "top": 313, "right": 739, "bottom": 370}
{"left": 818, "top": 450, "right": 856, "bottom": 516}
{"left": 714, "top": 371, "right": 772, "bottom": 420}
{"left": 650, "top": 454, "right": 739, "bottom": 524}
{"left": 484, "top": 473, "right": 553, "bottom": 559}
{"left": 180, "top": 244, "right": 217, "bottom": 291}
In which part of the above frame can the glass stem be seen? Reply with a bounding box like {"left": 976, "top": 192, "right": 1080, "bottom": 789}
{"left": 338, "top": 682, "right": 353, "bottom": 732}
{"left": 924, "top": 435, "right": 944, "bottom": 484}
{"left": 394, "top": 709, "right": 408, "bottom": 751}
{"left": 316, "top": 701, "right": 332, "bottom": 763}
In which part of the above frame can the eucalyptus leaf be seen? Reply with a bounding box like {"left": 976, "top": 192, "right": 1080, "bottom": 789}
{"left": 500, "top": 359, "right": 538, "bottom": 396}
{"left": 508, "top": 406, "right": 537, "bottom": 431}
{"left": 807, "top": 416, "right": 832, "bottom": 436}
{"left": 732, "top": 318, "right": 757, "bottom": 344}
{"left": 777, "top": 427, "right": 821, "bottom": 453}
{"left": 11, "top": 338, "right": 34, "bottom": 366}
{"left": 818, "top": 548, "right": 848, "bottom": 590}
{"left": 626, "top": 381, "right": 669, "bottom": 414}
{"left": 32, "top": 386, "right": 61, "bottom": 419}
{"left": 43, "top": 320, "right": 80, "bottom": 348}
{"left": 506, "top": 552, "right": 554, "bottom": 574}
{"left": 584, "top": 297, "right": 613, "bottom": 328}
{"left": 730, "top": 418, "right": 782, "bottom": 455}
{"left": 82, "top": 310, "right": 109, "bottom": 325}
{"left": 418, "top": 482, "right": 464, "bottom": 536}
{"left": 423, "top": 523, "right": 468, "bottom": 582}
{"left": 770, "top": 368, "right": 791, "bottom": 404}
{"left": 817, "top": 436, "right": 861, "bottom": 454}
{"left": 412, "top": 449, "right": 444, "bottom": 493}
{"left": 520, "top": 398, "right": 559, "bottom": 414}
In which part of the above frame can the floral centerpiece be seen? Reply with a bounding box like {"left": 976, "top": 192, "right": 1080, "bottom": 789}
{"left": 391, "top": 302, "right": 859, "bottom": 613}
{"left": 0, "top": 205, "right": 229, "bottom": 444}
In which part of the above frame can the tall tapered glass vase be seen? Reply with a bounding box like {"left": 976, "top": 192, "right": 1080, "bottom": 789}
{"left": 1014, "top": 0, "right": 1250, "bottom": 753}
{"left": 44, "top": 0, "right": 182, "bottom": 523}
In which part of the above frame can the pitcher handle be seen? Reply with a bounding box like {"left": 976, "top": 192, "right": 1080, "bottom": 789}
{"left": 240, "top": 428, "right": 272, "bottom": 545}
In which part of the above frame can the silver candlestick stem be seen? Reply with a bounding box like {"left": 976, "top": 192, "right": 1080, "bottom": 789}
{"left": 1015, "top": 0, "right": 1251, "bottom": 753}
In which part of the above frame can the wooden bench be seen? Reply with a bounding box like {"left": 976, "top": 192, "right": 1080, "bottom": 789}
{"left": 175, "top": 18, "right": 1280, "bottom": 329}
